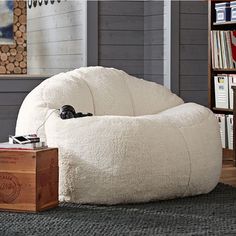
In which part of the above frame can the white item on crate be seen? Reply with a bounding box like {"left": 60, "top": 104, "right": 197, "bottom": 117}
{"left": 227, "top": 115, "right": 234, "bottom": 150}
{"left": 214, "top": 75, "right": 229, "bottom": 109}
{"left": 215, "top": 114, "right": 226, "bottom": 148}
{"left": 229, "top": 75, "right": 236, "bottom": 109}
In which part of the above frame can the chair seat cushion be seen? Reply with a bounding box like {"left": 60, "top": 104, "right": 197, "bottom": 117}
{"left": 45, "top": 103, "right": 222, "bottom": 204}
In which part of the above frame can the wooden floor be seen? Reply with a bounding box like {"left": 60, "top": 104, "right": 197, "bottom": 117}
{"left": 220, "top": 165, "right": 236, "bottom": 187}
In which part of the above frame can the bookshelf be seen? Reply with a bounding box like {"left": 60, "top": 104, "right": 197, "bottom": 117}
{"left": 213, "top": 21, "right": 236, "bottom": 26}
{"left": 208, "top": 0, "right": 236, "bottom": 186}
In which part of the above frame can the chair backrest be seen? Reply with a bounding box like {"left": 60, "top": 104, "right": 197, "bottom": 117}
{"left": 15, "top": 67, "right": 183, "bottom": 141}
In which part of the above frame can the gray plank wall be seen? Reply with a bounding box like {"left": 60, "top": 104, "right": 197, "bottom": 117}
{"left": 98, "top": 1, "right": 144, "bottom": 78}
{"left": 98, "top": 0, "right": 208, "bottom": 104}
{"left": 144, "top": 1, "right": 164, "bottom": 84}
{"left": 0, "top": 78, "right": 46, "bottom": 142}
{"left": 179, "top": 1, "right": 208, "bottom": 106}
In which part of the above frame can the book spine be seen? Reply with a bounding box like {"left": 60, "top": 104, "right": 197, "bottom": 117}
{"left": 218, "top": 31, "right": 223, "bottom": 69}
{"left": 214, "top": 31, "right": 219, "bottom": 68}
{"left": 220, "top": 31, "right": 227, "bottom": 69}
{"left": 226, "top": 31, "right": 234, "bottom": 68}
{"left": 211, "top": 31, "right": 215, "bottom": 69}
{"left": 223, "top": 31, "right": 230, "bottom": 69}
{"left": 230, "top": 31, "right": 236, "bottom": 67}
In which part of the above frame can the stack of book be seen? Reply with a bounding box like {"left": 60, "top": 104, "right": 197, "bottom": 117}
{"left": 211, "top": 30, "right": 236, "bottom": 69}
{"left": 215, "top": 114, "right": 233, "bottom": 149}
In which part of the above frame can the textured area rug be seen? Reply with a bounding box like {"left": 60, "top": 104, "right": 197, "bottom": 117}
{"left": 0, "top": 183, "right": 236, "bottom": 236}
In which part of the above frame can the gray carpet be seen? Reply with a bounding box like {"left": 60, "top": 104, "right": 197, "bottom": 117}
{"left": 0, "top": 183, "right": 236, "bottom": 236}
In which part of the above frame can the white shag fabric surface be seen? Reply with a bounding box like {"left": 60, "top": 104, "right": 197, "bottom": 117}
{"left": 15, "top": 67, "right": 222, "bottom": 204}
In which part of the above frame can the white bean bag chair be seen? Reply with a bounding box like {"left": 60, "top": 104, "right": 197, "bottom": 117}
{"left": 15, "top": 66, "right": 222, "bottom": 204}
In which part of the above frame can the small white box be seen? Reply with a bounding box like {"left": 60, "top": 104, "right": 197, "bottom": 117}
{"left": 215, "top": 114, "right": 226, "bottom": 148}
{"left": 214, "top": 75, "right": 229, "bottom": 109}
{"left": 226, "top": 115, "right": 233, "bottom": 150}
{"left": 228, "top": 75, "right": 236, "bottom": 109}
{"left": 215, "top": 2, "right": 231, "bottom": 23}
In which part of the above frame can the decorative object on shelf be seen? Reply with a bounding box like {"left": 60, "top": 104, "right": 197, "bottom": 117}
{"left": 215, "top": 2, "right": 231, "bottom": 23}
{"left": 0, "top": 0, "right": 27, "bottom": 74}
{"left": 231, "top": 1, "right": 236, "bottom": 21}
{"left": 38, "top": 0, "right": 43, "bottom": 6}
{"left": 0, "top": 0, "right": 14, "bottom": 45}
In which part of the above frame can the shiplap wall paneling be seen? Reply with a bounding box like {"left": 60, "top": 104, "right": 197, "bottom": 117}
{"left": 0, "top": 78, "right": 45, "bottom": 142}
{"left": 144, "top": 1, "right": 164, "bottom": 84}
{"left": 98, "top": 1, "right": 144, "bottom": 78}
{"left": 27, "top": 0, "right": 87, "bottom": 75}
{"left": 179, "top": 1, "right": 208, "bottom": 106}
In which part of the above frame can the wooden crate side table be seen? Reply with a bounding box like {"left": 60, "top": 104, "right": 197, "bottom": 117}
{"left": 0, "top": 148, "right": 58, "bottom": 212}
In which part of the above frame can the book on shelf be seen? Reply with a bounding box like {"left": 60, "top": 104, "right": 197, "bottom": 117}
{"left": 215, "top": 114, "right": 234, "bottom": 150}
{"left": 220, "top": 31, "right": 227, "bottom": 69}
{"left": 0, "top": 142, "right": 47, "bottom": 150}
{"left": 226, "top": 115, "right": 233, "bottom": 150}
{"left": 214, "top": 74, "right": 236, "bottom": 109}
{"left": 218, "top": 31, "right": 223, "bottom": 69}
{"left": 215, "top": 114, "right": 227, "bottom": 148}
{"left": 214, "top": 74, "right": 229, "bottom": 109}
{"left": 211, "top": 30, "right": 236, "bottom": 69}
{"left": 229, "top": 74, "right": 236, "bottom": 109}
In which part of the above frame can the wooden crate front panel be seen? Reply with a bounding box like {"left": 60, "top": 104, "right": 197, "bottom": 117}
{"left": 0, "top": 172, "right": 36, "bottom": 211}
{"left": 0, "top": 148, "right": 58, "bottom": 212}
{"left": 0, "top": 151, "right": 36, "bottom": 172}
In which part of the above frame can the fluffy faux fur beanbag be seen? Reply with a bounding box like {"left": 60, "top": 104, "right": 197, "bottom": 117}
{"left": 15, "top": 67, "right": 222, "bottom": 204}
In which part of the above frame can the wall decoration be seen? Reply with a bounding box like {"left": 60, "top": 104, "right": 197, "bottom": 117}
{"left": 33, "top": 0, "right": 37, "bottom": 8}
{"left": 28, "top": 0, "right": 32, "bottom": 9}
{"left": 28, "top": 0, "right": 61, "bottom": 8}
{"left": 0, "top": 0, "right": 14, "bottom": 45}
{"left": 0, "top": 0, "right": 27, "bottom": 74}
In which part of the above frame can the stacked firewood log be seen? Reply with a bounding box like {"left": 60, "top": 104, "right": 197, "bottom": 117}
{"left": 0, "top": 0, "right": 27, "bottom": 74}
